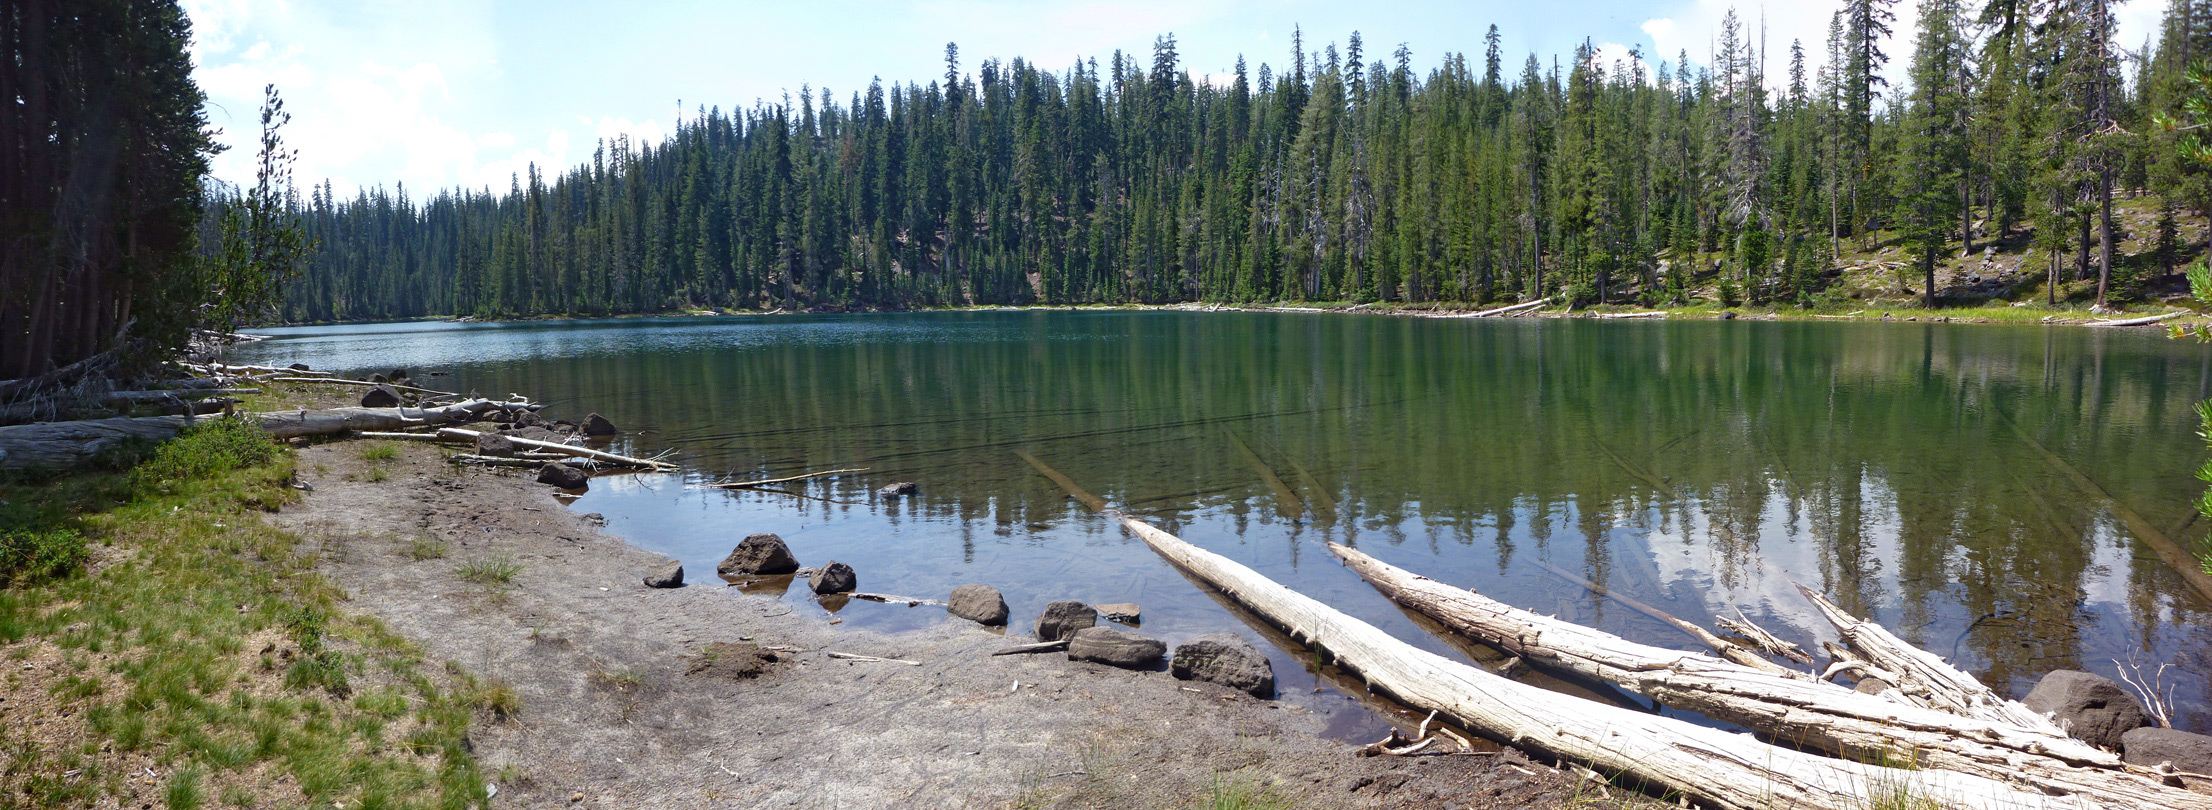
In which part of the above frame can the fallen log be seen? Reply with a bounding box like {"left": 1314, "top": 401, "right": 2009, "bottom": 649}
{"left": 1463, "top": 298, "right": 1554, "bottom": 318}
{"left": 1285, "top": 457, "right": 1338, "bottom": 518}
{"left": 1330, "top": 545, "right": 2203, "bottom": 803}
{"left": 2084, "top": 311, "right": 2184, "bottom": 328}
{"left": 353, "top": 431, "right": 455, "bottom": 442}
{"left": 266, "top": 376, "right": 457, "bottom": 396}
{"left": 434, "top": 427, "right": 675, "bottom": 470}
{"left": 1595, "top": 311, "right": 1669, "bottom": 319}
{"left": 698, "top": 467, "right": 868, "bottom": 489}
{"left": 1114, "top": 514, "right": 2090, "bottom": 810}
{"left": 1529, "top": 559, "right": 1791, "bottom": 676}
{"left": 1798, "top": 584, "right": 2067, "bottom": 734}
{"left": 0, "top": 399, "right": 503, "bottom": 469}
{"left": 1014, "top": 450, "right": 1108, "bottom": 513}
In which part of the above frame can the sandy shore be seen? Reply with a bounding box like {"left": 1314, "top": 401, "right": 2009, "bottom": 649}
{"left": 273, "top": 440, "right": 1605, "bottom": 809}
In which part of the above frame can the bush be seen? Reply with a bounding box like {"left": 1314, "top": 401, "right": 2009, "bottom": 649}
{"left": 0, "top": 523, "right": 87, "bottom": 585}
{"left": 128, "top": 416, "right": 277, "bottom": 492}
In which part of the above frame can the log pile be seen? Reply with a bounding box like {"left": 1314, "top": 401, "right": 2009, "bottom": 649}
{"left": 1010, "top": 453, "right": 2212, "bottom": 810}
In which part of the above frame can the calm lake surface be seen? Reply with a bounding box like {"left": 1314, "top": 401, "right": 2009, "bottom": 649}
{"left": 236, "top": 312, "right": 2212, "bottom": 736}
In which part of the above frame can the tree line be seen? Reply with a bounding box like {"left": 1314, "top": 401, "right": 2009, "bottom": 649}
{"left": 289, "top": 0, "right": 2212, "bottom": 322}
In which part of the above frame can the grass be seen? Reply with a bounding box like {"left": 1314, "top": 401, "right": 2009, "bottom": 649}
{"left": 405, "top": 539, "right": 449, "bottom": 561}
{"left": 357, "top": 443, "right": 398, "bottom": 462}
{"left": 1202, "top": 776, "right": 1293, "bottom": 810}
{"left": 454, "top": 556, "right": 520, "bottom": 586}
{"left": 0, "top": 416, "right": 490, "bottom": 810}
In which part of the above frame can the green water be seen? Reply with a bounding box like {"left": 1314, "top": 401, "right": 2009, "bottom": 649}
{"left": 239, "top": 312, "right": 2212, "bottom": 735}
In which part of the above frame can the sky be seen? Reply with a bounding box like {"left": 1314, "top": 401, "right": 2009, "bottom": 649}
{"left": 182, "top": 0, "right": 2169, "bottom": 199}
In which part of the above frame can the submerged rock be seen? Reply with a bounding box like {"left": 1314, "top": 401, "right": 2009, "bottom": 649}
{"left": 809, "top": 561, "right": 857, "bottom": 594}
{"left": 948, "top": 584, "right": 1009, "bottom": 626}
{"left": 1172, "top": 633, "right": 1274, "bottom": 698}
{"left": 877, "top": 482, "right": 919, "bottom": 499}
{"left": 1067, "top": 627, "right": 1165, "bottom": 669}
{"left": 536, "top": 462, "right": 589, "bottom": 490}
{"left": 718, "top": 533, "right": 799, "bottom": 576}
{"left": 643, "top": 561, "right": 684, "bottom": 588}
{"left": 2023, "top": 670, "right": 2150, "bottom": 749}
{"left": 582, "top": 412, "right": 619, "bottom": 436}
{"left": 1034, "top": 601, "right": 1097, "bottom": 642}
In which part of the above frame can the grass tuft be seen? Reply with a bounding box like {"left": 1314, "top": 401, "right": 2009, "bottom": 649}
{"left": 454, "top": 556, "right": 520, "bottom": 586}
{"left": 405, "top": 539, "right": 448, "bottom": 561}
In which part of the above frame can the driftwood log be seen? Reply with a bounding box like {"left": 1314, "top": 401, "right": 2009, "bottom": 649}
{"left": 1798, "top": 585, "right": 2067, "bottom": 734}
{"left": 1330, "top": 546, "right": 2206, "bottom": 806}
{"left": 434, "top": 427, "right": 675, "bottom": 470}
{"left": 1114, "top": 515, "right": 2090, "bottom": 810}
{"left": 0, "top": 399, "right": 503, "bottom": 469}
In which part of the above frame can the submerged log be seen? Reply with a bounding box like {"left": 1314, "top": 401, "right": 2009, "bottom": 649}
{"left": 699, "top": 467, "right": 868, "bottom": 490}
{"left": 0, "top": 399, "right": 503, "bottom": 469}
{"left": 1225, "top": 431, "right": 1305, "bottom": 518}
{"left": 1331, "top": 546, "right": 2205, "bottom": 804}
{"left": 1115, "top": 515, "right": 2090, "bottom": 810}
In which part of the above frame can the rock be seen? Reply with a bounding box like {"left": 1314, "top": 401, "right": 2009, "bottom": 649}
{"left": 513, "top": 409, "right": 547, "bottom": 428}
{"left": 536, "top": 462, "right": 590, "bottom": 490}
{"left": 1718, "top": 310, "right": 1738, "bottom": 320}
{"left": 286, "top": 362, "right": 311, "bottom": 371}
{"left": 1033, "top": 600, "right": 1097, "bottom": 642}
{"left": 582, "top": 412, "right": 619, "bottom": 436}
{"left": 550, "top": 420, "right": 580, "bottom": 436}
{"left": 948, "top": 584, "right": 1009, "bottom": 626}
{"left": 360, "top": 384, "right": 402, "bottom": 407}
{"left": 368, "top": 373, "right": 387, "bottom": 383}
{"left": 501, "top": 425, "right": 568, "bottom": 444}
{"left": 1066, "top": 627, "right": 1166, "bottom": 669}
{"left": 717, "top": 533, "right": 799, "bottom": 576}
{"left": 2023, "top": 670, "right": 2151, "bottom": 749}
{"left": 809, "top": 561, "right": 857, "bottom": 594}
{"left": 2122, "top": 727, "right": 2212, "bottom": 775}
{"left": 1097, "top": 603, "right": 1142, "bottom": 625}
{"left": 877, "top": 482, "right": 919, "bottom": 499}
{"left": 643, "top": 561, "right": 684, "bottom": 588}
{"left": 688, "top": 642, "right": 779, "bottom": 679}
{"left": 388, "top": 368, "right": 409, "bottom": 382}
{"left": 1171, "top": 633, "right": 1275, "bottom": 698}
{"left": 580, "top": 512, "right": 605, "bottom": 525}
{"left": 475, "top": 433, "right": 517, "bottom": 458}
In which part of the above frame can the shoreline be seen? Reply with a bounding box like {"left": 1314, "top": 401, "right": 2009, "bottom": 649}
{"left": 277, "top": 436, "right": 1600, "bottom": 808}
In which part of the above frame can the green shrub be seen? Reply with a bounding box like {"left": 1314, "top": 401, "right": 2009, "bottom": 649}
{"left": 129, "top": 417, "right": 278, "bottom": 493}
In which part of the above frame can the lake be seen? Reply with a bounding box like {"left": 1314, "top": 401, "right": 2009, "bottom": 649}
{"left": 235, "top": 311, "right": 2212, "bottom": 737}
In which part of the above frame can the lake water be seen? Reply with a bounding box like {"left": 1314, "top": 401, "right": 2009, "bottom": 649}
{"left": 235, "top": 311, "right": 2212, "bottom": 737}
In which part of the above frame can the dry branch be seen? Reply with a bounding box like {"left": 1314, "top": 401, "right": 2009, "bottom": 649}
{"left": 1798, "top": 585, "right": 2066, "bottom": 734}
{"left": 1528, "top": 559, "right": 1793, "bottom": 676}
{"left": 434, "top": 427, "right": 675, "bottom": 470}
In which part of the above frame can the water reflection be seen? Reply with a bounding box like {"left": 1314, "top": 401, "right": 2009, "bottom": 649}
{"left": 239, "top": 313, "right": 2212, "bottom": 732}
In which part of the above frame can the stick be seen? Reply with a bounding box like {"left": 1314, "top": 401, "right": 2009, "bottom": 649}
{"left": 436, "top": 427, "right": 675, "bottom": 470}
{"left": 850, "top": 593, "right": 946, "bottom": 607}
{"left": 700, "top": 467, "right": 868, "bottom": 489}
{"left": 991, "top": 640, "right": 1070, "bottom": 656}
{"left": 1530, "top": 559, "right": 1792, "bottom": 676}
{"left": 825, "top": 652, "right": 921, "bottom": 666}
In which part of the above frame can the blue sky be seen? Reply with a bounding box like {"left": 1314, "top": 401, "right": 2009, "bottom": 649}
{"left": 183, "top": 0, "right": 2166, "bottom": 198}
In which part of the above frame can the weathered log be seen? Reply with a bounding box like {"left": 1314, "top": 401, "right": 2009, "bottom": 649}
{"left": 1714, "top": 609, "right": 1814, "bottom": 665}
{"left": 1331, "top": 545, "right": 2206, "bottom": 804}
{"left": 434, "top": 427, "right": 675, "bottom": 470}
{"left": 1117, "top": 515, "right": 2088, "bottom": 810}
{"left": 1798, "top": 585, "right": 2068, "bottom": 734}
{"left": 353, "top": 431, "right": 455, "bottom": 442}
{"left": 1596, "top": 311, "right": 1669, "bottom": 319}
{"left": 1529, "top": 559, "right": 1792, "bottom": 676}
{"left": 0, "top": 399, "right": 502, "bottom": 468}
{"left": 1460, "top": 298, "right": 1554, "bottom": 318}
{"left": 266, "top": 376, "right": 457, "bottom": 396}
{"left": 2084, "top": 311, "right": 2183, "bottom": 328}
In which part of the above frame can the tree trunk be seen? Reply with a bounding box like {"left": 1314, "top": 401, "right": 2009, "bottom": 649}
{"left": 2097, "top": 166, "right": 2115, "bottom": 307}
{"left": 1328, "top": 546, "right": 2196, "bottom": 805}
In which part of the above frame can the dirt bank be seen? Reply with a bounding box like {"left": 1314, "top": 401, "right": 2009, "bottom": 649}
{"left": 275, "top": 441, "right": 1623, "bottom": 809}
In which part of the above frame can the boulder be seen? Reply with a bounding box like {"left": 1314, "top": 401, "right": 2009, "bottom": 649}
{"left": 513, "top": 409, "right": 547, "bottom": 428}
{"left": 1066, "top": 627, "right": 1166, "bottom": 669}
{"left": 809, "top": 561, "right": 857, "bottom": 594}
{"left": 582, "top": 412, "right": 619, "bottom": 436}
{"left": 1034, "top": 600, "right": 1097, "bottom": 642}
{"left": 1097, "top": 603, "right": 1142, "bottom": 625}
{"left": 536, "top": 462, "right": 590, "bottom": 490}
{"left": 717, "top": 533, "right": 799, "bottom": 576}
{"left": 2023, "top": 670, "right": 2152, "bottom": 749}
{"left": 360, "top": 384, "right": 402, "bottom": 407}
{"left": 1171, "top": 633, "right": 1275, "bottom": 698}
{"left": 878, "top": 482, "right": 919, "bottom": 499}
{"left": 643, "top": 561, "right": 684, "bottom": 588}
{"left": 2122, "top": 727, "right": 2212, "bottom": 775}
{"left": 948, "top": 584, "right": 1009, "bottom": 626}
{"left": 475, "top": 433, "right": 517, "bottom": 458}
